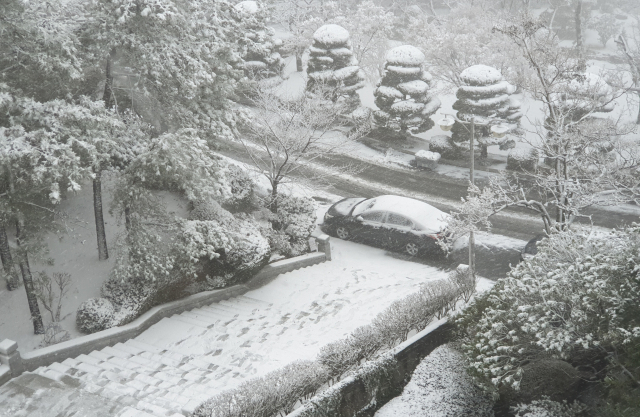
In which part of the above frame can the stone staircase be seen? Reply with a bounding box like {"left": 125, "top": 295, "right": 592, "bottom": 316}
{"left": 0, "top": 295, "right": 274, "bottom": 417}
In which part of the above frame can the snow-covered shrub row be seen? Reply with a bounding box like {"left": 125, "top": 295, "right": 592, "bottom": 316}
{"left": 294, "top": 353, "right": 400, "bottom": 417}
{"left": 194, "top": 276, "right": 471, "bottom": 417}
{"left": 373, "top": 45, "right": 440, "bottom": 136}
{"left": 193, "top": 360, "right": 328, "bottom": 417}
{"left": 375, "top": 344, "right": 495, "bottom": 417}
{"left": 456, "top": 226, "right": 640, "bottom": 391}
{"left": 306, "top": 24, "right": 366, "bottom": 111}
{"left": 318, "top": 275, "right": 468, "bottom": 380}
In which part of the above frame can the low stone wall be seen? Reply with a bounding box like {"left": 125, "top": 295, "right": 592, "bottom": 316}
{"left": 287, "top": 319, "right": 454, "bottom": 417}
{"left": 0, "top": 235, "right": 331, "bottom": 384}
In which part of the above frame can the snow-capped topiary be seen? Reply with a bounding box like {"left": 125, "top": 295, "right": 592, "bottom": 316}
{"left": 451, "top": 64, "right": 522, "bottom": 158}
{"left": 234, "top": 1, "right": 284, "bottom": 80}
{"left": 76, "top": 298, "right": 115, "bottom": 334}
{"left": 306, "top": 24, "right": 366, "bottom": 111}
{"left": 373, "top": 45, "right": 440, "bottom": 137}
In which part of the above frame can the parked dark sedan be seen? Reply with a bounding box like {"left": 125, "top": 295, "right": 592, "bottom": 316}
{"left": 321, "top": 195, "right": 450, "bottom": 256}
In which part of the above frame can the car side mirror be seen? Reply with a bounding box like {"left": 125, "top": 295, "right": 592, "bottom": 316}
{"left": 356, "top": 216, "right": 364, "bottom": 222}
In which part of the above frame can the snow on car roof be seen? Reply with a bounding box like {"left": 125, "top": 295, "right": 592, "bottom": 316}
{"left": 352, "top": 195, "right": 449, "bottom": 232}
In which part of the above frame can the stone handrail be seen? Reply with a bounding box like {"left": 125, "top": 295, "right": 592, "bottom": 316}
{"left": 0, "top": 235, "right": 331, "bottom": 385}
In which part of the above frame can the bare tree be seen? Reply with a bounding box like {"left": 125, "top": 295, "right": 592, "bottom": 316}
{"left": 616, "top": 29, "right": 640, "bottom": 124}
{"left": 238, "top": 84, "right": 369, "bottom": 211}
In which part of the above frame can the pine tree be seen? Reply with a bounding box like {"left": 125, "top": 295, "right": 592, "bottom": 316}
{"left": 373, "top": 45, "right": 441, "bottom": 138}
{"left": 306, "top": 24, "right": 366, "bottom": 111}
{"left": 235, "top": 1, "right": 285, "bottom": 80}
{"left": 451, "top": 64, "right": 522, "bottom": 158}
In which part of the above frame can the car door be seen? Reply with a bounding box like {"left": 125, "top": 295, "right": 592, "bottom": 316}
{"left": 384, "top": 213, "right": 416, "bottom": 249}
{"left": 355, "top": 211, "right": 388, "bottom": 245}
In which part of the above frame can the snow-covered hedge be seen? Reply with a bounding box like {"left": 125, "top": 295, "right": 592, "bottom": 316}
{"left": 457, "top": 226, "right": 640, "bottom": 391}
{"left": 513, "top": 397, "right": 585, "bottom": 417}
{"left": 194, "top": 360, "right": 328, "bottom": 417}
{"left": 375, "top": 344, "right": 495, "bottom": 417}
{"left": 76, "top": 298, "right": 116, "bottom": 334}
{"left": 194, "top": 273, "right": 473, "bottom": 417}
{"left": 373, "top": 45, "right": 440, "bottom": 136}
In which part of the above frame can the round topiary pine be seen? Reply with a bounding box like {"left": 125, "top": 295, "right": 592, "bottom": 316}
{"left": 451, "top": 64, "right": 522, "bottom": 158}
{"left": 306, "top": 24, "right": 366, "bottom": 111}
{"left": 373, "top": 45, "right": 440, "bottom": 138}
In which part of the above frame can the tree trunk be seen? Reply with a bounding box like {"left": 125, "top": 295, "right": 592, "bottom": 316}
{"left": 270, "top": 182, "right": 279, "bottom": 213}
{"left": 0, "top": 222, "right": 20, "bottom": 290}
{"left": 16, "top": 219, "right": 44, "bottom": 335}
{"left": 480, "top": 143, "right": 488, "bottom": 159}
{"left": 637, "top": 92, "right": 640, "bottom": 124}
{"left": 296, "top": 53, "right": 303, "bottom": 73}
{"left": 124, "top": 205, "right": 131, "bottom": 231}
{"left": 93, "top": 169, "right": 109, "bottom": 260}
{"left": 575, "top": 0, "right": 585, "bottom": 70}
{"left": 103, "top": 49, "right": 116, "bottom": 109}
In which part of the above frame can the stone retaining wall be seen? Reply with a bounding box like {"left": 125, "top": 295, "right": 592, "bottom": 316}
{"left": 0, "top": 235, "right": 331, "bottom": 384}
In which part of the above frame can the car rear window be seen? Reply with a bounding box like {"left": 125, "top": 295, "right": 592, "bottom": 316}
{"left": 386, "top": 213, "right": 413, "bottom": 227}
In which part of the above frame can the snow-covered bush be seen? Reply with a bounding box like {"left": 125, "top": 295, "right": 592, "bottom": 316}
{"left": 451, "top": 64, "right": 522, "bottom": 158}
{"left": 264, "top": 194, "right": 317, "bottom": 257}
{"left": 375, "top": 344, "right": 495, "bottom": 417}
{"left": 234, "top": 1, "right": 285, "bottom": 80}
{"left": 512, "top": 397, "right": 586, "bottom": 417}
{"left": 429, "top": 134, "right": 461, "bottom": 159}
{"left": 175, "top": 210, "right": 270, "bottom": 288}
{"left": 457, "top": 226, "right": 640, "bottom": 391}
{"left": 76, "top": 298, "right": 115, "bottom": 334}
{"left": 373, "top": 45, "right": 440, "bottom": 137}
{"left": 219, "top": 164, "right": 255, "bottom": 212}
{"left": 306, "top": 24, "right": 366, "bottom": 111}
{"left": 507, "top": 148, "right": 539, "bottom": 172}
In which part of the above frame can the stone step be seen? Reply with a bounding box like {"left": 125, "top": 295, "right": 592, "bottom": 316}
{"left": 202, "top": 302, "right": 244, "bottom": 316}
{"left": 183, "top": 307, "right": 228, "bottom": 323}
{"left": 126, "top": 339, "right": 165, "bottom": 355}
{"left": 62, "top": 357, "right": 103, "bottom": 377}
{"left": 176, "top": 312, "right": 215, "bottom": 328}
{"left": 164, "top": 315, "right": 210, "bottom": 330}
{"left": 198, "top": 305, "right": 239, "bottom": 320}
{"left": 180, "top": 310, "right": 222, "bottom": 325}
{"left": 237, "top": 295, "right": 273, "bottom": 307}
{"left": 103, "top": 345, "right": 134, "bottom": 360}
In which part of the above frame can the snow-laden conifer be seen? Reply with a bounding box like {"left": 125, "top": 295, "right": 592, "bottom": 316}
{"left": 234, "top": 1, "right": 285, "bottom": 80}
{"left": 451, "top": 64, "right": 522, "bottom": 158}
{"left": 373, "top": 45, "right": 441, "bottom": 137}
{"left": 306, "top": 24, "right": 366, "bottom": 110}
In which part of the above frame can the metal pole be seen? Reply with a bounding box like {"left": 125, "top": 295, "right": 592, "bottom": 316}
{"left": 469, "top": 118, "right": 476, "bottom": 278}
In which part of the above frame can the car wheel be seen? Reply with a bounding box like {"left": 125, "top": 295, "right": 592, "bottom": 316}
{"left": 405, "top": 242, "right": 420, "bottom": 256}
{"left": 335, "top": 226, "right": 350, "bottom": 240}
